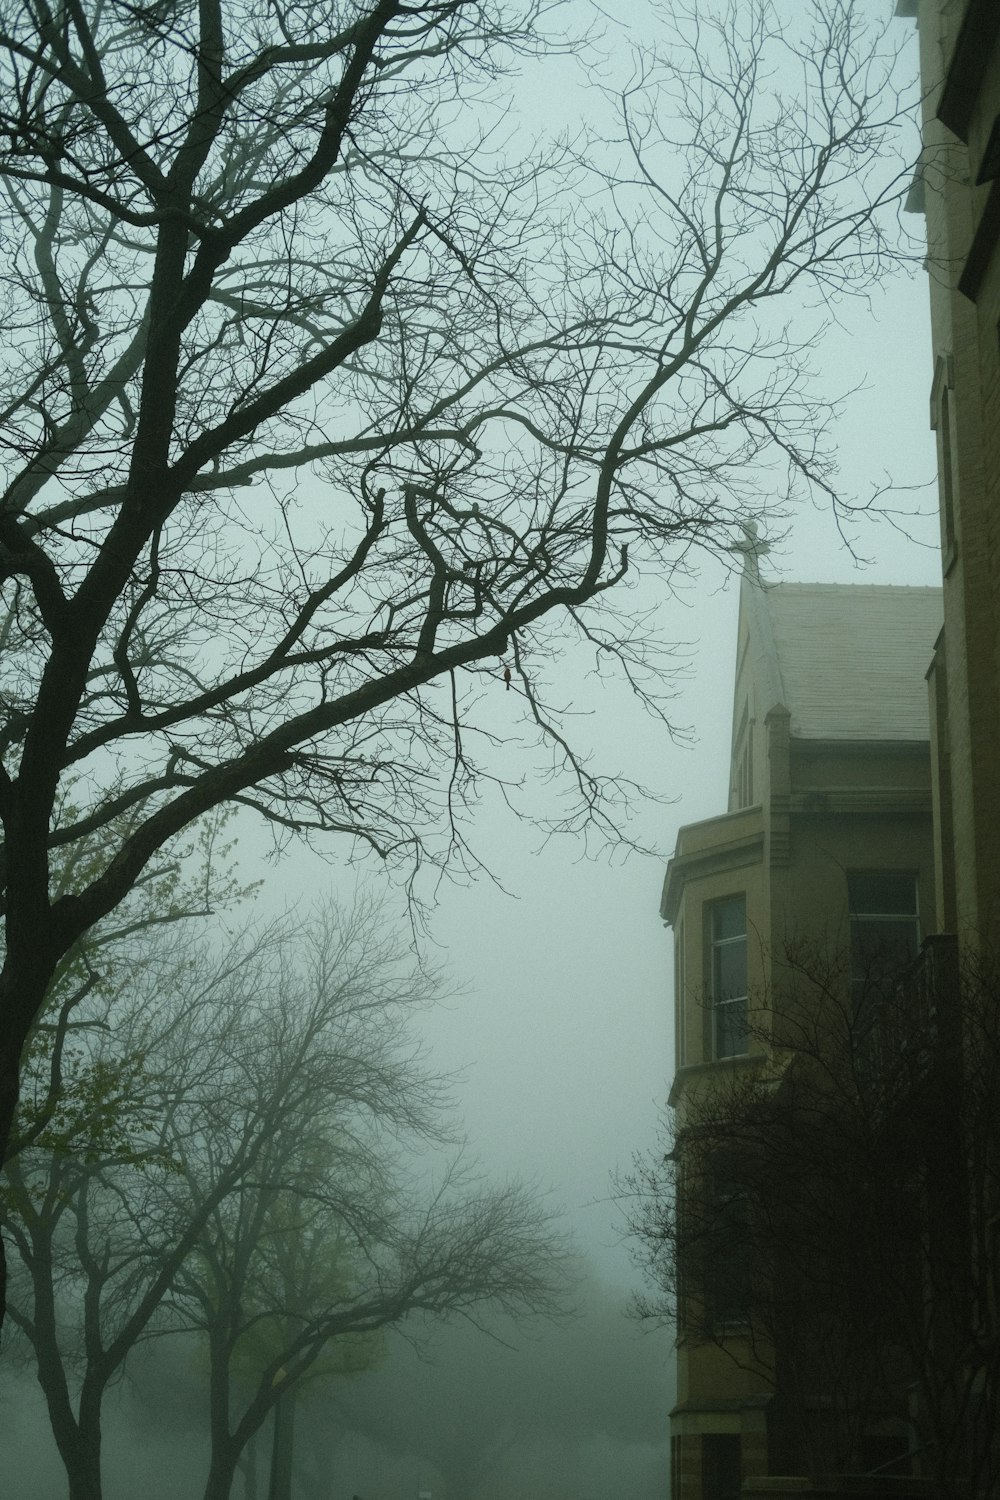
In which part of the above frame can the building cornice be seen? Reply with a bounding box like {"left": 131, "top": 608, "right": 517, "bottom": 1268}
{"left": 790, "top": 788, "right": 933, "bottom": 816}
{"left": 671, "top": 1397, "right": 772, "bottom": 1417}
{"left": 661, "top": 827, "right": 765, "bottom": 924}
{"left": 790, "top": 737, "right": 930, "bottom": 758}
{"left": 668, "top": 1052, "right": 764, "bottom": 1108}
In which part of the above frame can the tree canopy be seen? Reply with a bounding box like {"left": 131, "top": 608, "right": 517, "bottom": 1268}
{"left": 0, "top": 0, "right": 917, "bottom": 1312}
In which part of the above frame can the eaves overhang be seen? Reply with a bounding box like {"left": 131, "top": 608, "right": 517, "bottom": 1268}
{"left": 789, "top": 787, "right": 933, "bottom": 817}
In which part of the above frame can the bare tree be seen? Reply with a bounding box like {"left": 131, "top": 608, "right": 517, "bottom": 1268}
{"left": 0, "top": 0, "right": 916, "bottom": 1309}
{"left": 183, "top": 1154, "right": 569, "bottom": 1500}
{"left": 622, "top": 943, "right": 1000, "bottom": 1495}
{"left": 8, "top": 805, "right": 250, "bottom": 1169}
{"left": 2, "top": 898, "right": 571, "bottom": 1500}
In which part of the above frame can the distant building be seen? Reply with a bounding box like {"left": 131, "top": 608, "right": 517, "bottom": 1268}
{"left": 662, "top": 569, "right": 941, "bottom": 1499}
{"left": 898, "top": 0, "right": 1000, "bottom": 951}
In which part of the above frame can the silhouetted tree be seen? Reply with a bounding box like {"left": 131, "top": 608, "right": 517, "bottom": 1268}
{"left": 0, "top": 0, "right": 918, "bottom": 1287}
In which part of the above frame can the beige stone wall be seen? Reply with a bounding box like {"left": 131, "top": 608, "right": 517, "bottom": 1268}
{"left": 915, "top": 0, "right": 1000, "bottom": 949}
{"left": 666, "top": 735, "right": 934, "bottom": 1491}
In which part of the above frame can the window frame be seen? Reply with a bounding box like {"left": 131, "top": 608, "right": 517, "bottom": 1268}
{"left": 847, "top": 871, "right": 920, "bottom": 1016}
{"left": 708, "top": 894, "right": 748, "bottom": 1060}
{"left": 701, "top": 1432, "right": 742, "bottom": 1500}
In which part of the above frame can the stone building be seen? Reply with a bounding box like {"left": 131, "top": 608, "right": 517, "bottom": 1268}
{"left": 898, "top": 0, "right": 1000, "bottom": 951}
{"left": 660, "top": 5, "right": 1000, "bottom": 1491}
{"left": 662, "top": 569, "right": 942, "bottom": 1500}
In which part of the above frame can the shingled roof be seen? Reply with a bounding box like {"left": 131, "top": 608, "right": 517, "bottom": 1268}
{"left": 761, "top": 582, "right": 942, "bottom": 741}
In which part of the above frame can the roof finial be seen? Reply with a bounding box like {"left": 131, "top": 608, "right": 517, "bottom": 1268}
{"left": 730, "top": 518, "right": 770, "bottom": 584}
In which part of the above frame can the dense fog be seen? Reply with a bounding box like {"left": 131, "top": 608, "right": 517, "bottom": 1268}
{"left": 1, "top": 1277, "right": 671, "bottom": 1499}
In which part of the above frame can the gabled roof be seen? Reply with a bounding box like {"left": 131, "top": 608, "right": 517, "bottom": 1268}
{"left": 747, "top": 581, "right": 942, "bottom": 742}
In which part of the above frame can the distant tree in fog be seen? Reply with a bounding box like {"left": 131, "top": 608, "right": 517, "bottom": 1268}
{"left": 2, "top": 899, "right": 571, "bottom": 1500}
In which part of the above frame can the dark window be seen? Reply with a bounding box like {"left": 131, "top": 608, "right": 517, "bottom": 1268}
{"left": 860, "top": 1434, "right": 910, "bottom": 1477}
{"left": 710, "top": 896, "right": 747, "bottom": 1058}
{"left": 704, "top": 1172, "right": 751, "bottom": 1326}
{"left": 848, "top": 872, "right": 919, "bottom": 1014}
{"left": 702, "top": 1433, "right": 742, "bottom": 1500}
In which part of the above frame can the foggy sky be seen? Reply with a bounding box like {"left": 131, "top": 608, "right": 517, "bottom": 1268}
{"left": 264, "top": 0, "right": 942, "bottom": 1294}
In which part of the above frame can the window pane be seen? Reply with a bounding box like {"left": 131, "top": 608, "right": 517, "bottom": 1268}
{"left": 715, "top": 998, "right": 747, "bottom": 1059}
{"left": 705, "top": 1178, "right": 750, "bottom": 1322}
{"left": 848, "top": 873, "right": 917, "bottom": 916}
{"left": 710, "top": 896, "right": 748, "bottom": 1059}
{"left": 849, "top": 874, "right": 919, "bottom": 1017}
{"left": 713, "top": 896, "right": 746, "bottom": 941}
{"left": 852, "top": 918, "right": 919, "bottom": 975}
{"left": 715, "top": 941, "right": 747, "bottom": 1001}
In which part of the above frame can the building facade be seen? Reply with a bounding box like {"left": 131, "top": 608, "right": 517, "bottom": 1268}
{"left": 663, "top": 573, "right": 942, "bottom": 1500}
{"left": 899, "top": 0, "right": 1000, "bottom": 951}
{"left": 662, "top": 7, "right": 1000, "bottom": 1491}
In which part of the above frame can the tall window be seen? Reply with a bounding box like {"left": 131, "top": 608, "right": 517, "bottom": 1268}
{"left": 710, "top": 896, "right": 747, "bottom": 1058}
{"left": 847, "top": 872, "right": 919, "bottom": 1014}
{"left": 702, "top": 1433, "right": 742, "bottom": 1500}
{"left": 704, "top": 1173, "right": 751, "bottom": 1326}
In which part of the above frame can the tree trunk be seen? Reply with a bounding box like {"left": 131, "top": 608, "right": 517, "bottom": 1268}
{"left": 238, "top": 1430, "right": 260, "bottom": 1500}
{"left": 0, "top": 950, "right": 61, "bottom": 1338}
{"left": 201, "top": 1445, "right": 243, "bottom": 1500}
{"left": 29, "top": 1285, "right": 105, "bottom": 1500}
{"left": 59, "top": 1417, "right": 104, "bottom": 1500}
